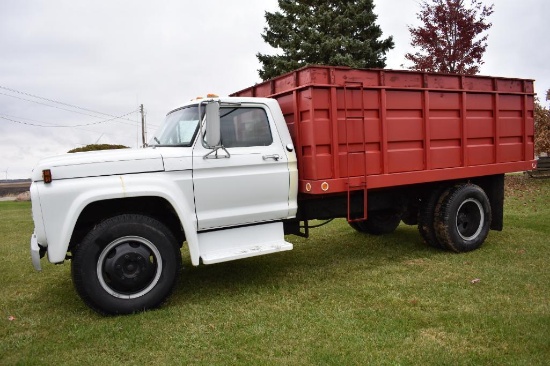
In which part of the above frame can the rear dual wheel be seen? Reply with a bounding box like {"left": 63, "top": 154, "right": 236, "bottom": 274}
{"left": 418, "top": 186, "right": 447, "bottom": 249}
{"left": 418, "top": 183, "right": 491, "bottom": 252}
{"left": 434, "top": 184, "right": 491, "bottom": 252}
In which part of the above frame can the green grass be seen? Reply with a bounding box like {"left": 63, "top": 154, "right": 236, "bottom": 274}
{"left": 1, "top": 176, "right": 549, "bottom": 365}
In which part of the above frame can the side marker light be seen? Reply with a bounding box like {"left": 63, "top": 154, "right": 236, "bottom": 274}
{"left": 43, "top": 169, "right": 52, "bottom": 184}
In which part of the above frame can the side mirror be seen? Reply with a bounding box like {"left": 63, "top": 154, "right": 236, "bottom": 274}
{"left": 205, "top": 101, "right": 221, "bottom": 147}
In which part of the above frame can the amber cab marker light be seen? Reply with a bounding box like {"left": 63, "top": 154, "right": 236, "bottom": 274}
{"left": 43, "top": 169, "right": 52, "bottom": 184}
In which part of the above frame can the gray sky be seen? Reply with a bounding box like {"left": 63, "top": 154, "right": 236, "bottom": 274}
{"left": 1, "top": 0, "right": 548, "bottom": 179}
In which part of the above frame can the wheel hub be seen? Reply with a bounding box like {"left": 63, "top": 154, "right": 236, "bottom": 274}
{"left": 456, "top": 198, "right": 484, "bottom": 241}
{"left": 97, "top": 236, "right": 162, "bottom": 299}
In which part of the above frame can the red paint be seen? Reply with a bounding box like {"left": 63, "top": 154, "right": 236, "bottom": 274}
{"left": 232, "top": 66, "right": 535, "bottom": 195}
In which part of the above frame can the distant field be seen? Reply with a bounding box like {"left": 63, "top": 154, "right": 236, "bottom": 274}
{"left": 0, "top": 182, "right": 31, "bottom": 196}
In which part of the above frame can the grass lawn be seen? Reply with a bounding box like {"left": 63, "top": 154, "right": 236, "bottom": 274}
{"left": 1, "top": 176, "right": 549, "bottom": 365}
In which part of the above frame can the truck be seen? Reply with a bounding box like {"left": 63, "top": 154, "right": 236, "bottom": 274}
{"left": 29, "top": 66, "right": 536, "bottom": 315}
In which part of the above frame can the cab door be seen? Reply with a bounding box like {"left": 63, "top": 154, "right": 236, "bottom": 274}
{"left": 192, "top": 105, "right": 291, "bottom": 231}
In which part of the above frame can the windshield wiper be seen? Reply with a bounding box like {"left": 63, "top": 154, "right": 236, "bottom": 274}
{"left": 149, "top": 137, "right": 161, "bottom": 148}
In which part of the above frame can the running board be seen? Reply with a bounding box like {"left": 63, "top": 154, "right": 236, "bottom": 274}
{"left": 198, "top": 222, "right": 293, "bottom": 265}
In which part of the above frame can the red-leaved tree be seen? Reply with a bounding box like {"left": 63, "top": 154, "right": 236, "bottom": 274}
{"left": 406, "top": 0, "right": 494, "bottom": 75}
{"left": 535, "top": 90, "right": 550, "bottom": 157}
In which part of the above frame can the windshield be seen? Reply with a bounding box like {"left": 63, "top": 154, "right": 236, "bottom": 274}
{"left": 150, "top": 106, "right": 201, "bottom": 146}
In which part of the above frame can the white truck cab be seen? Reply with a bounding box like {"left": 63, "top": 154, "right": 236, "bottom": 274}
{"left": 30, "top": 97, "right": 298, "bottom": 314}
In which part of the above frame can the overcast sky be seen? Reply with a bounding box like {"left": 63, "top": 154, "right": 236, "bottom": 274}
{"left": 1, "top": 0, "right": 548, "bottom": 179}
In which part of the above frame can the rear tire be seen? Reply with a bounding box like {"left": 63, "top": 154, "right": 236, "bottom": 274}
{"left": 401, "top": 205, "right": 418, "bottom": 226}
{"left": 71, "top": 214, "right": 182, "bottom": 315}
{"left": 349, "top": 211, "right": 401, "bottom": 235}
{"left": 434, "top": 184, "right": 491, "bottom": 253}
{"left": 417, "top": 186, "right": 446, "bottom": 249}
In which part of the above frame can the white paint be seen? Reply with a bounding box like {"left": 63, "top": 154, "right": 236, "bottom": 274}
{"left": 198, "top": 222, "right": 292, "bottom": 264}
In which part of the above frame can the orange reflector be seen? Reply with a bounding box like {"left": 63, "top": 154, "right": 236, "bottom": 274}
{"left": 206, "top": 93, "right": 219, "bottom": 98}
{"left": 43, "top": 169, "right": 52, "bottom": 184}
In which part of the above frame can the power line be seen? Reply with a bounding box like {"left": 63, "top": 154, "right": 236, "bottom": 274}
{"left": 0, "top": 85, "right": 135, "bottom": 122}
{"left": 0, "top": 113, "right": 120, "bottom": 135}
{"left": 0, "top": 91, "right": 143, "bottom": 128}
{"left": 0, "top": 86, "right": 160, "bottom": 127}
{"left": 0, "top": 110, "right": 138, "bottom": 128}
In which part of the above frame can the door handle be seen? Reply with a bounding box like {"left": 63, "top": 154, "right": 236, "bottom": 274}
{"left": 262, "top": 154, "right": 280, "bottom": 161}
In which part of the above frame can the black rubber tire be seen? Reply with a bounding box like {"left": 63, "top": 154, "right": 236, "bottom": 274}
{"left": 417, "top": 186, "right": 447, "bottom": 249}
{"left": 71, "top": 214, "right": 182, "bottom": 315}
{"left": 434, "top": 184, "right": 491, "bottom": 253}
{"left": 401, "top": 204, "right": 419, "bottom": 226}
{"left": 349, "top": 211, "right": 401, "bottom": 235}
{"left": 348, "top": 221, "right": 367, "bottom": 233}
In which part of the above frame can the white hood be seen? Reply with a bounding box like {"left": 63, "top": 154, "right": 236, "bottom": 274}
{"left": 31, "top": 148, "right": 164, "bottom": 182}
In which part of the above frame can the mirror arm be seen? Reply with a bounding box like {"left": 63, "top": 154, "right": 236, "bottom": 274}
{"left": 203, "top": 146, "right": 231, "bottom": 159}
{"left": 198, "top": 101, "right": 206, "bottom": 148}
{"left": 198, "top": 101, "right": 211, "bottom": 149}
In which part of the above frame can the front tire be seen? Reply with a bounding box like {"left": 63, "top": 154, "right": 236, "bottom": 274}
{"left": 434, "top": 184, "right": 491, "bottom": 253}
{"left": 71, "top": 214, "right": 182, "bottom": 315}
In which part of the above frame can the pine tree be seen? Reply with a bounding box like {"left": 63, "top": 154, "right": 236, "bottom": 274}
{"left": 257, "top": 0, "right": 394, "bottom": 80}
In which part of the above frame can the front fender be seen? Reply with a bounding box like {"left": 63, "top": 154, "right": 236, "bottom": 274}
{"left": 35, "top": 171, "right": 200, "bottom": 265}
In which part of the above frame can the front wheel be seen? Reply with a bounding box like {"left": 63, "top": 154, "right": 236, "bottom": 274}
{"left": 71, "top": 214, "right": 182, "bottom": 315}
{"left": 434, "top": 184, "right": 491, "bottom": 253}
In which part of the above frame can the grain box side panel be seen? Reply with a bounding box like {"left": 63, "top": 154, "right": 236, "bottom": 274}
{"left": 296, "top": 87, "right": 334, "bottom": 180}
{"left": 429, "top": 91, "right": 463, "bottom": 169}
{"left": 465, "top": 93, "right": 495, "bottom": 166}
{"left": 385, "top": 89, "right": 425, "bottom": 173}
{"left": 498, "top": 93, "right": 524, "bottom": 163}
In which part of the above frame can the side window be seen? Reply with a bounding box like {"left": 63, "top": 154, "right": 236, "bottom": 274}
{"left": 220, "top": 107, "right": 273, "bottom": 147}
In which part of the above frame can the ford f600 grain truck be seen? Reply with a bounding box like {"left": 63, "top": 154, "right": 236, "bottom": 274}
{"left": 29, "top": 66, "right": 536, "bottom": 314}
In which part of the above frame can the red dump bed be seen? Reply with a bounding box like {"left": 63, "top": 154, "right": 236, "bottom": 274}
{"left": 232, "top": 66, "right": 535, "bottom": 195}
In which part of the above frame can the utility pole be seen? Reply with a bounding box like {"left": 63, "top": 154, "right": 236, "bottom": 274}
{"left": 140, "top": 104, "right": 147, "bottom": 147}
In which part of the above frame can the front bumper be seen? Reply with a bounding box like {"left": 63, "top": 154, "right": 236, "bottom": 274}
{"left": 30, "top": 233, "right": 43, "bottom": 271}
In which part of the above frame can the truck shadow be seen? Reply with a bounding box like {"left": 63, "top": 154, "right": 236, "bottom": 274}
{"left": 173, "top": 223, "right": 444, "bottom": 304}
